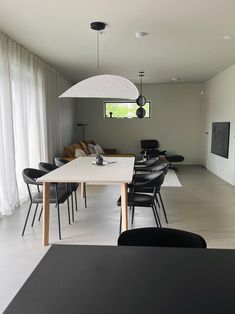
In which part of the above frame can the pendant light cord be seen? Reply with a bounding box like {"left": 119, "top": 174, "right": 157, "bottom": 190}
{"left": 97, "top": 30, "right": 100, "bottom": 69}
{"left": 140, "top": 74, "right": 143, "bottom": 95}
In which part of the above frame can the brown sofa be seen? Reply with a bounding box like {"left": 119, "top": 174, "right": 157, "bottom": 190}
{"left": 63, "top": 140, "right": 134, "bottom": 160}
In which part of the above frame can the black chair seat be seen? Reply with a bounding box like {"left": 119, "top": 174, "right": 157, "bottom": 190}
{"left": 32, "top": 189, "right": 71, "bottom": 204}
{"left": 117, "top": 193, "right": 153, "bottom": 207}
{"left": 133, "top": 186, "right": 155, "bottom": 193}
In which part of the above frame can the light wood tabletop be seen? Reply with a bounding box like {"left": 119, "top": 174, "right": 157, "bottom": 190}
{"left": 38, "top": 157, "right": 135, "bottom": 245}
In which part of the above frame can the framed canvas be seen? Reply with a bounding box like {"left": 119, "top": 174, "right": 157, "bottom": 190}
{"left": 211, "top": 122, "right": 230, "bottom": 158}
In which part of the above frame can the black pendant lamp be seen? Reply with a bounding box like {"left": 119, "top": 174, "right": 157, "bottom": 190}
{"left": 136, "top": 72, "right": 146, "bottom": 119}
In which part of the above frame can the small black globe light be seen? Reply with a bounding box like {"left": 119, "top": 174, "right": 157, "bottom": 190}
{"left": 136, "top": 95, "right": 146, "bottom": 107}
{"left": 136, "top": 107, "right": 146, "bottom": 119}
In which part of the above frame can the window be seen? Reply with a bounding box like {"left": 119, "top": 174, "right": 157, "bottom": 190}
{"left": 104, "top": 101, "right": 151, "bottom": 119}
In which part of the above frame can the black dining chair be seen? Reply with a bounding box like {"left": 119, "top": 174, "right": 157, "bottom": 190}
{"left": 118, "top": 227, "right": 207, "bottom": 248}
{"left": 133, "top": 162, "right": 169, "bottom": 224}
{"left": 135, "top": 160, "right": 169, "bottom": 173}
{"left": 134, "top": 157, "right": 159, "bottom": 167}
{"left": 22, "top": 168, "right": 71, "bottom": 240}
{"left": 117, "top": 172, "right": 164, "bottom": 234}
{"left": 54, "top": 157, "right": 87, "bottom": 209}
{"left": 38, "top": 162, "right": 75, "bottom": 223}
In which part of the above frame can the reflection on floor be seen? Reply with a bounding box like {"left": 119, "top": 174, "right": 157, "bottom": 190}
{"left": 1, "top": 165, "right": 235, "bottom": 311}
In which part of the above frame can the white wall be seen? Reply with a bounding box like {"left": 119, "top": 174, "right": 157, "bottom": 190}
{"left": 75, "top": 83, "right": 203, "bottom": 164}
{"left": 203, "top": 65, "right": 235, "bottom": 185}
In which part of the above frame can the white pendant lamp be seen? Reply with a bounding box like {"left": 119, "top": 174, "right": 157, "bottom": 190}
{"left": 59, "top": 74, "right": 139, "bottom": 99}
{"left": 59, "top": 21, "right": 139, "bottom": 100}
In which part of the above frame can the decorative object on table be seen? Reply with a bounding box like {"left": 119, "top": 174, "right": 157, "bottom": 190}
{"left": 77, "top": 123, "right": 88, "bottom": 140}
{"left": 95, "top": 154, "right": 104, "bottom": 166}
{"left": 211, "top": 122, "right": 230, "bottom": 158}
{"left": 59, "top": 22, "right": 139, "bottom": 100}
{"left": 136, "top": 72, "right": 146, "bottom": 119}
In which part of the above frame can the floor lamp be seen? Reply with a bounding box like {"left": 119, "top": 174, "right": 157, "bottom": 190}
{"left": 77, "top": 123, "right": 88, "bottom": 140}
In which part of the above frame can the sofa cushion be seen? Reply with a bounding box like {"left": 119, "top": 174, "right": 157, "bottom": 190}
{"left": 79, "top": 141, "right": 89, "bottom": 155}
{"left": 96, "top": 144, "right": 105, "bottom": 154}
{"left": 64, "top": 143, "right": 83, "bottom": 158}
{"left": 75, "top": 148, "right": 87, "bottom": 158}
{"left": 88, "top": 144, "right": 97, "bottom": 154}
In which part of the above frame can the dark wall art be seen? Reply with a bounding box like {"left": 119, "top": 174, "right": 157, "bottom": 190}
{"left": 211, "top": 122, "right": 230, "bottom": 158}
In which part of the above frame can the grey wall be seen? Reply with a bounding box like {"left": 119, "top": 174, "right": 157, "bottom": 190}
{"left": 74, "top": 83, "right": 203, "bottom": 164}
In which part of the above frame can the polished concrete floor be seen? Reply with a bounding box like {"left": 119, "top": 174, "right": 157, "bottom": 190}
{"left": 1, "top": 165, "right": 235, "bottom": 312}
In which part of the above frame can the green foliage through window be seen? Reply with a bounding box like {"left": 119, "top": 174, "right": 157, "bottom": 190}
{"left": 104, "top": 102, "right": 150, "bottom": 118}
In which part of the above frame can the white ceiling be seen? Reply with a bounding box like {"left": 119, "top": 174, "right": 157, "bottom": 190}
{"left": 1, "top": 0, "right": 235, "bottom": 83}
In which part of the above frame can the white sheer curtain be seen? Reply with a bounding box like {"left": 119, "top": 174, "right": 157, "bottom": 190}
{"left": 0, "top": 32, "right": 69, "bottom": 215}
{"left": 0, "top": 34, "right": 19, "bottom": 215}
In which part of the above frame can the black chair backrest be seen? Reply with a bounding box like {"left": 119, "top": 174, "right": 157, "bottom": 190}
{"left": 39, "top": 162, "right": 57, "bottom": 173}
{"left": 135, "top": 157, "right": 159, "bottom": 166}
{"left": 141, "top": 140, "right": 159, "bottom": 150}
{"left": 55, "top": 157, "right": 69, "bottom": 167}
{"left": 118, "top": 227, "right": 207, "bottom": 248}
{"left": 135, "top": 171, "right": 165, "bottom": 189}
{"left": 22, "top": 168, "right": 47, "bottom": 185}
{"left": 144, "top": 157, "right": 159, "bottom": 165}
{"left": 149, "top": 162, "right": 169, "bottom": 174}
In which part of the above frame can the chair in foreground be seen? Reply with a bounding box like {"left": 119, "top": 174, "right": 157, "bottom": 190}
{"left": 118, "top": 227, "right": 207, "bottom": 248}
{"left": 22, "top": 168, "right": 71, "bottom": 239}
{"left": 55, "top": 157, "right": 87, "bottom": 208}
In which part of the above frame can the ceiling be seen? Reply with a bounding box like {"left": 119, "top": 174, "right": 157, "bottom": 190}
{"left": 1, "top": 0, "right": 235, "bottom": 83}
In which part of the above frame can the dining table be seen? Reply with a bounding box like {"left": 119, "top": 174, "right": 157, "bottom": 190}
{"left": 4, "top": 244, "right": 235, "bottom": 313}
{"left": 37, "top": 156, "right": 135, "bottom": 246}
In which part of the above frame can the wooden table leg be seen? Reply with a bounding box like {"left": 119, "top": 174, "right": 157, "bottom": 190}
{"left": 43, "top": 182, "right": 50, "bottom": 246}
{"left": 121, "top": 183, "right": 128, "bottom": 232}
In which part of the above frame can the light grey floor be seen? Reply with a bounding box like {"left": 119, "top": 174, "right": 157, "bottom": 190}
{"left": 1, "top": 165, "right": 235, "bottom": 312}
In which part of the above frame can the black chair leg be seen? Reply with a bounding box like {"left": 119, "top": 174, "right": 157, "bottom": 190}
{"left": 153, "top": 202, "right": 162, "bottom": 227}
{"left": 84, "top": 184, "right": 87, "bottom": 208}
{"left": 131, "top": 206, "right": 135, "bottom": 225}
{"left": 67, "top": 199, "right": 71, "bottom": 225}
{"left": 74, "top": 191, "right": 78, "bottom": 211}
{"left": 31, "top": 204, "right": 39, "bottom": 227}
{"left": 158, "top": 192, "right": 168, "bottom": 224}
{"left": 57, "top": 204, "right": 61, "bottom": 240}
{"left": 155, "top": 194, "right": 161, "bottom": 208}
{"left": 151, "top": 204, "right": 160, "bottom": 227}
{"left": 38, "top": 206, "right": 43, "bottom": 221}
{"left": 71, "top": 194, "right": 74, "bottom": 223}
{"left": 22, "top": 203, "right": 33, "bottom": 236}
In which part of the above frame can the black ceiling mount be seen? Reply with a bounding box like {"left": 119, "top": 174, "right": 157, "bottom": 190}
{"left": 90, "top": 22, "right": 106, "bottom": 31}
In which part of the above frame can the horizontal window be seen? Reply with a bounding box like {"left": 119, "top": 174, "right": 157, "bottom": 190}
{"left": 104, "top": 101, "right": 151, "bottom": 119}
